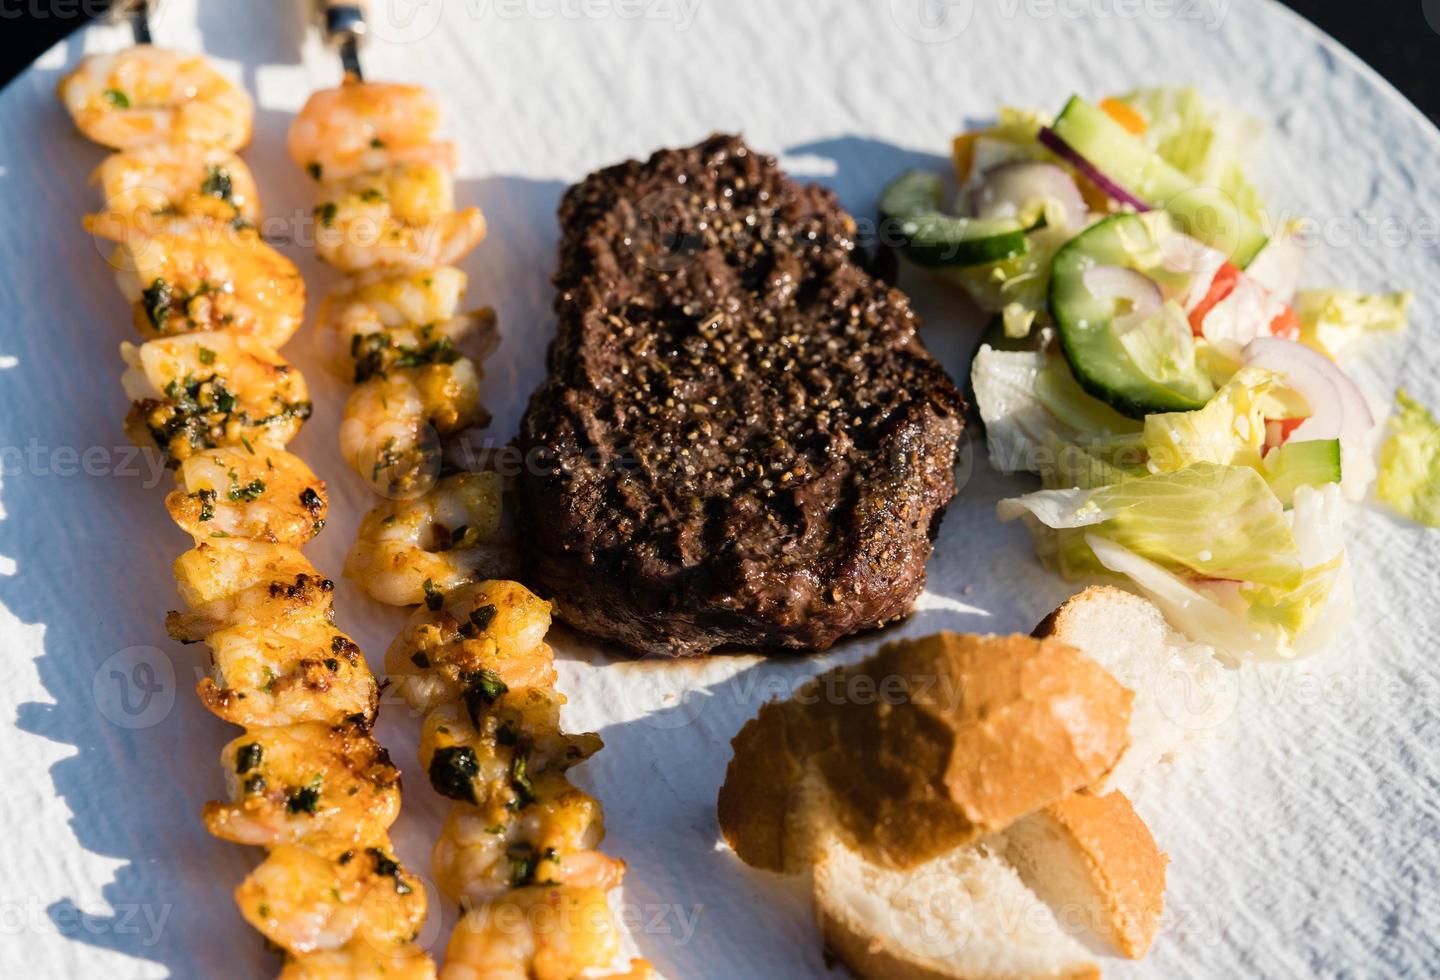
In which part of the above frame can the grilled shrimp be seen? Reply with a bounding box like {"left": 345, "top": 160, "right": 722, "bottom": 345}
{"left": 385, "top": 580, "right": 556, "bottom": 713}
{"left": 57, "top": 45, "right": 253, "bottom": 150}
{"left": 314, "top": 267, "right": 495, "bottom": 380}
{"left": 339, "top": 357, "right": 486, "bottom": 496}
{"left": 166, "top": 447, "right": 327, "bottom": 544}
{"left": 344, "top": 472, "right": 518, "bottom": 606}
{"left": 313, "top": 164, "right": 486, "bottom": 272}
{"left": 204, "top": 722, "right": 400, "bottom": 848}
{"left": 89, "top": 212, "right": 304, "bottom": 346}
{"left": 288, "top": 80, "right": 447, "bottom": 182}
{"left": 237, "top": 841, "right": 426, "bottom": 955}
{"left": 440, "top": 886, "right": 622, "bottom": 980}
{"left": 169, "top": 539, "right": 332, "bottom": 641}
{"left": 121, "top": 332, "right": 311, "bottom": 462}
{"left": 431, "top": 778, "right": 621, "bottom": 909}
{"left": 281, "top": 941, "right": 437, "bottom": 980}
{"left": 96, "top": 142, "right": 260, "bottom": 226}
{"left": 419, "top": 695, "right": 601, "bottom": 811}
{"left": 199, "top": 623, "right": 377, "bottom": 728}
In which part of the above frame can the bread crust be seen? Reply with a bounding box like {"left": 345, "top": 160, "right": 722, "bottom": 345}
{"left": 1030, "top": 584, "right": 1141, "bottom": 640}
{"left": 717, "top": 632, "right": 1133, "bottom": 873}
{"left": 715, "top": 699, "right": 808, "bottom": 872}
{"left": 1031, "top": 791, "right": 1168, "bottom": 958}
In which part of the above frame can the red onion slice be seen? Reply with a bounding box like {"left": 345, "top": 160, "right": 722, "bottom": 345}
{"left": 969, "top": 161, "right": 1088, "bottom": 231}
{"left": 1082, "top": 265, "right": 1163, "bottom": 318}
{"left": 1243, "top": 337, "right": 1376, "bottom": 498}
{"left": 1038, "top": 126, "right": 1151, "bottom": 212}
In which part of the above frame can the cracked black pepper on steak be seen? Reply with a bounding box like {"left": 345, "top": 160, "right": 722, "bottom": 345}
{"left": 516, "top": 134, "right": 965, "bottom": 657}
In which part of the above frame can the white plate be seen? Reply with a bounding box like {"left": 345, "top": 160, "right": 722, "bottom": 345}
{"left": 2, "top": 1, "right": 1437, "bottom": 976}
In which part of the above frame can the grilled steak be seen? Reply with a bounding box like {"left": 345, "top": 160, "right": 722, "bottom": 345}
{"left": 516, "top": 134, "right": 965, "bottom": 657}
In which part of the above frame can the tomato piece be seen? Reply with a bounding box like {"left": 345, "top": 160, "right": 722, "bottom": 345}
{"left": 1265, "top": 416, "right": 1306, "bottom": 450}
{"left": 1269, "top": 305, "right": 1302, "bottom": 341}
{"left": 1187, "top": 262, "right": 1242, "bottom": 335}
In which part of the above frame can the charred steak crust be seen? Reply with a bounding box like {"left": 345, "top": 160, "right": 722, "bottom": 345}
{"left": 517, "top": 134, "right": 965, "bottom": 657}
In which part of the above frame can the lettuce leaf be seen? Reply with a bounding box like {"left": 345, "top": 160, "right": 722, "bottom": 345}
{"left": 1240, "top": 484, "right": 1350, "bottom": 638}
{"left": 1115, "top": 301, "right": 1214, "bottom": 403}
{"left": 1118, "top": 86, "right": 1267, "bottom": 224}
{"left": 998, "top": 461, "right": 1303, "bottom": 588}
{"left": 1142, "top": 366, "right": 1286, "bottom": 473}
{"left": 971, "top": 345, "right": 1141, "bottom": 475}
{"left": 1294, "top": 289, "right": 1410, "bottom": 359}
{"left": 1376, "top": 388, "right": 1440, "bottom": 526}
{"left": 1038, "top": 433, "right": 1148, "bottom": 491}
{"left": 944, "top": 220, "right": 1072, "bottom": 325}
{"left": 1082, "top": 484, "right": 1351, "bottom": 662}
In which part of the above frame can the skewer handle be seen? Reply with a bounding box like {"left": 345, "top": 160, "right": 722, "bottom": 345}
{"left": 314, "top": 0, "right": 369, "bottom": 79}
{"left": 111, "top": 0, "right": 157, "bottom": 44}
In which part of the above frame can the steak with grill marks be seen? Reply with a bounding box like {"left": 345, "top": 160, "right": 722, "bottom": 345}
{"left": 516, "top": 134, "right": 965, "bottom": 657}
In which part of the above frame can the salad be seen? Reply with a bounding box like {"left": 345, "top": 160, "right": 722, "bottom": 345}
{"left": 880, "top": 87, "right": 1435, "bottom": 663}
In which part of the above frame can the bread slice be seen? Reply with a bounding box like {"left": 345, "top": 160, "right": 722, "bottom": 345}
{"left": 1004, "top": 790, "right": 1168, "bottom": 959}
{"left": 813, "top": 836, "right": 1100, "bottom": 980}
{"left": 1034, "top": 586, "right": 1229, "bottom": 794}
{"left": 718, "top": 633, "right": 1133, "bottom": 873}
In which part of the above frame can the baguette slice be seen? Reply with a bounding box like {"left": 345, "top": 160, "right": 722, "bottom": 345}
{"left": 718, "top": 633, "right": 1133, "bottom": 873}
{"left": 1004, "top": 790, "right": 1168, "bottom": 959}
{"left": 814, "top": 836, "right": 1100, "bottom": 980}
{"left": 1034, "top": 586, "right": 1230, "bottom": 794}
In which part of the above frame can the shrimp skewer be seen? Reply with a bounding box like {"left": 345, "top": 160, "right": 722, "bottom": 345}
{"left": 58, "top": 41, "right": 434, "bottom": 977}
{"left": 291, "top": 61, "right": 649, "bottom": 976}
{"left": 289, "top": 79, "right": 515, "bottom": 601}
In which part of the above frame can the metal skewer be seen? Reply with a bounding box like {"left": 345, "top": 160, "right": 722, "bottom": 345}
{"left": 316, "top": 0, "right": 369, "bottom": 80}
{"left": 111, "top": 0, "right": 154, "bottom": 45}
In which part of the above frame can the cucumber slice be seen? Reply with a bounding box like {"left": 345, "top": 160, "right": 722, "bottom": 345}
{"left": 1263, "top": 438, "right": 1342, "bottom": 505}
{"left": 1048, "top": 214, "right": 1213, "bottom": 418}
{"left": 879, "top": 171, "right": 1029, "bottom": 268}
{"left": 1050, "top": 96, "right": 1268, "bottom": 267}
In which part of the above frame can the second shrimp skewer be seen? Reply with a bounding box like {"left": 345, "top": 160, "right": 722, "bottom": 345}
{"left": 290, "top": 21, "right": 653, "bottom": 976}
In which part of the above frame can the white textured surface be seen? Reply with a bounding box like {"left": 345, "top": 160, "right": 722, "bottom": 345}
{"left": 1, "top": 1, "right": 1437, "bottom": 976}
